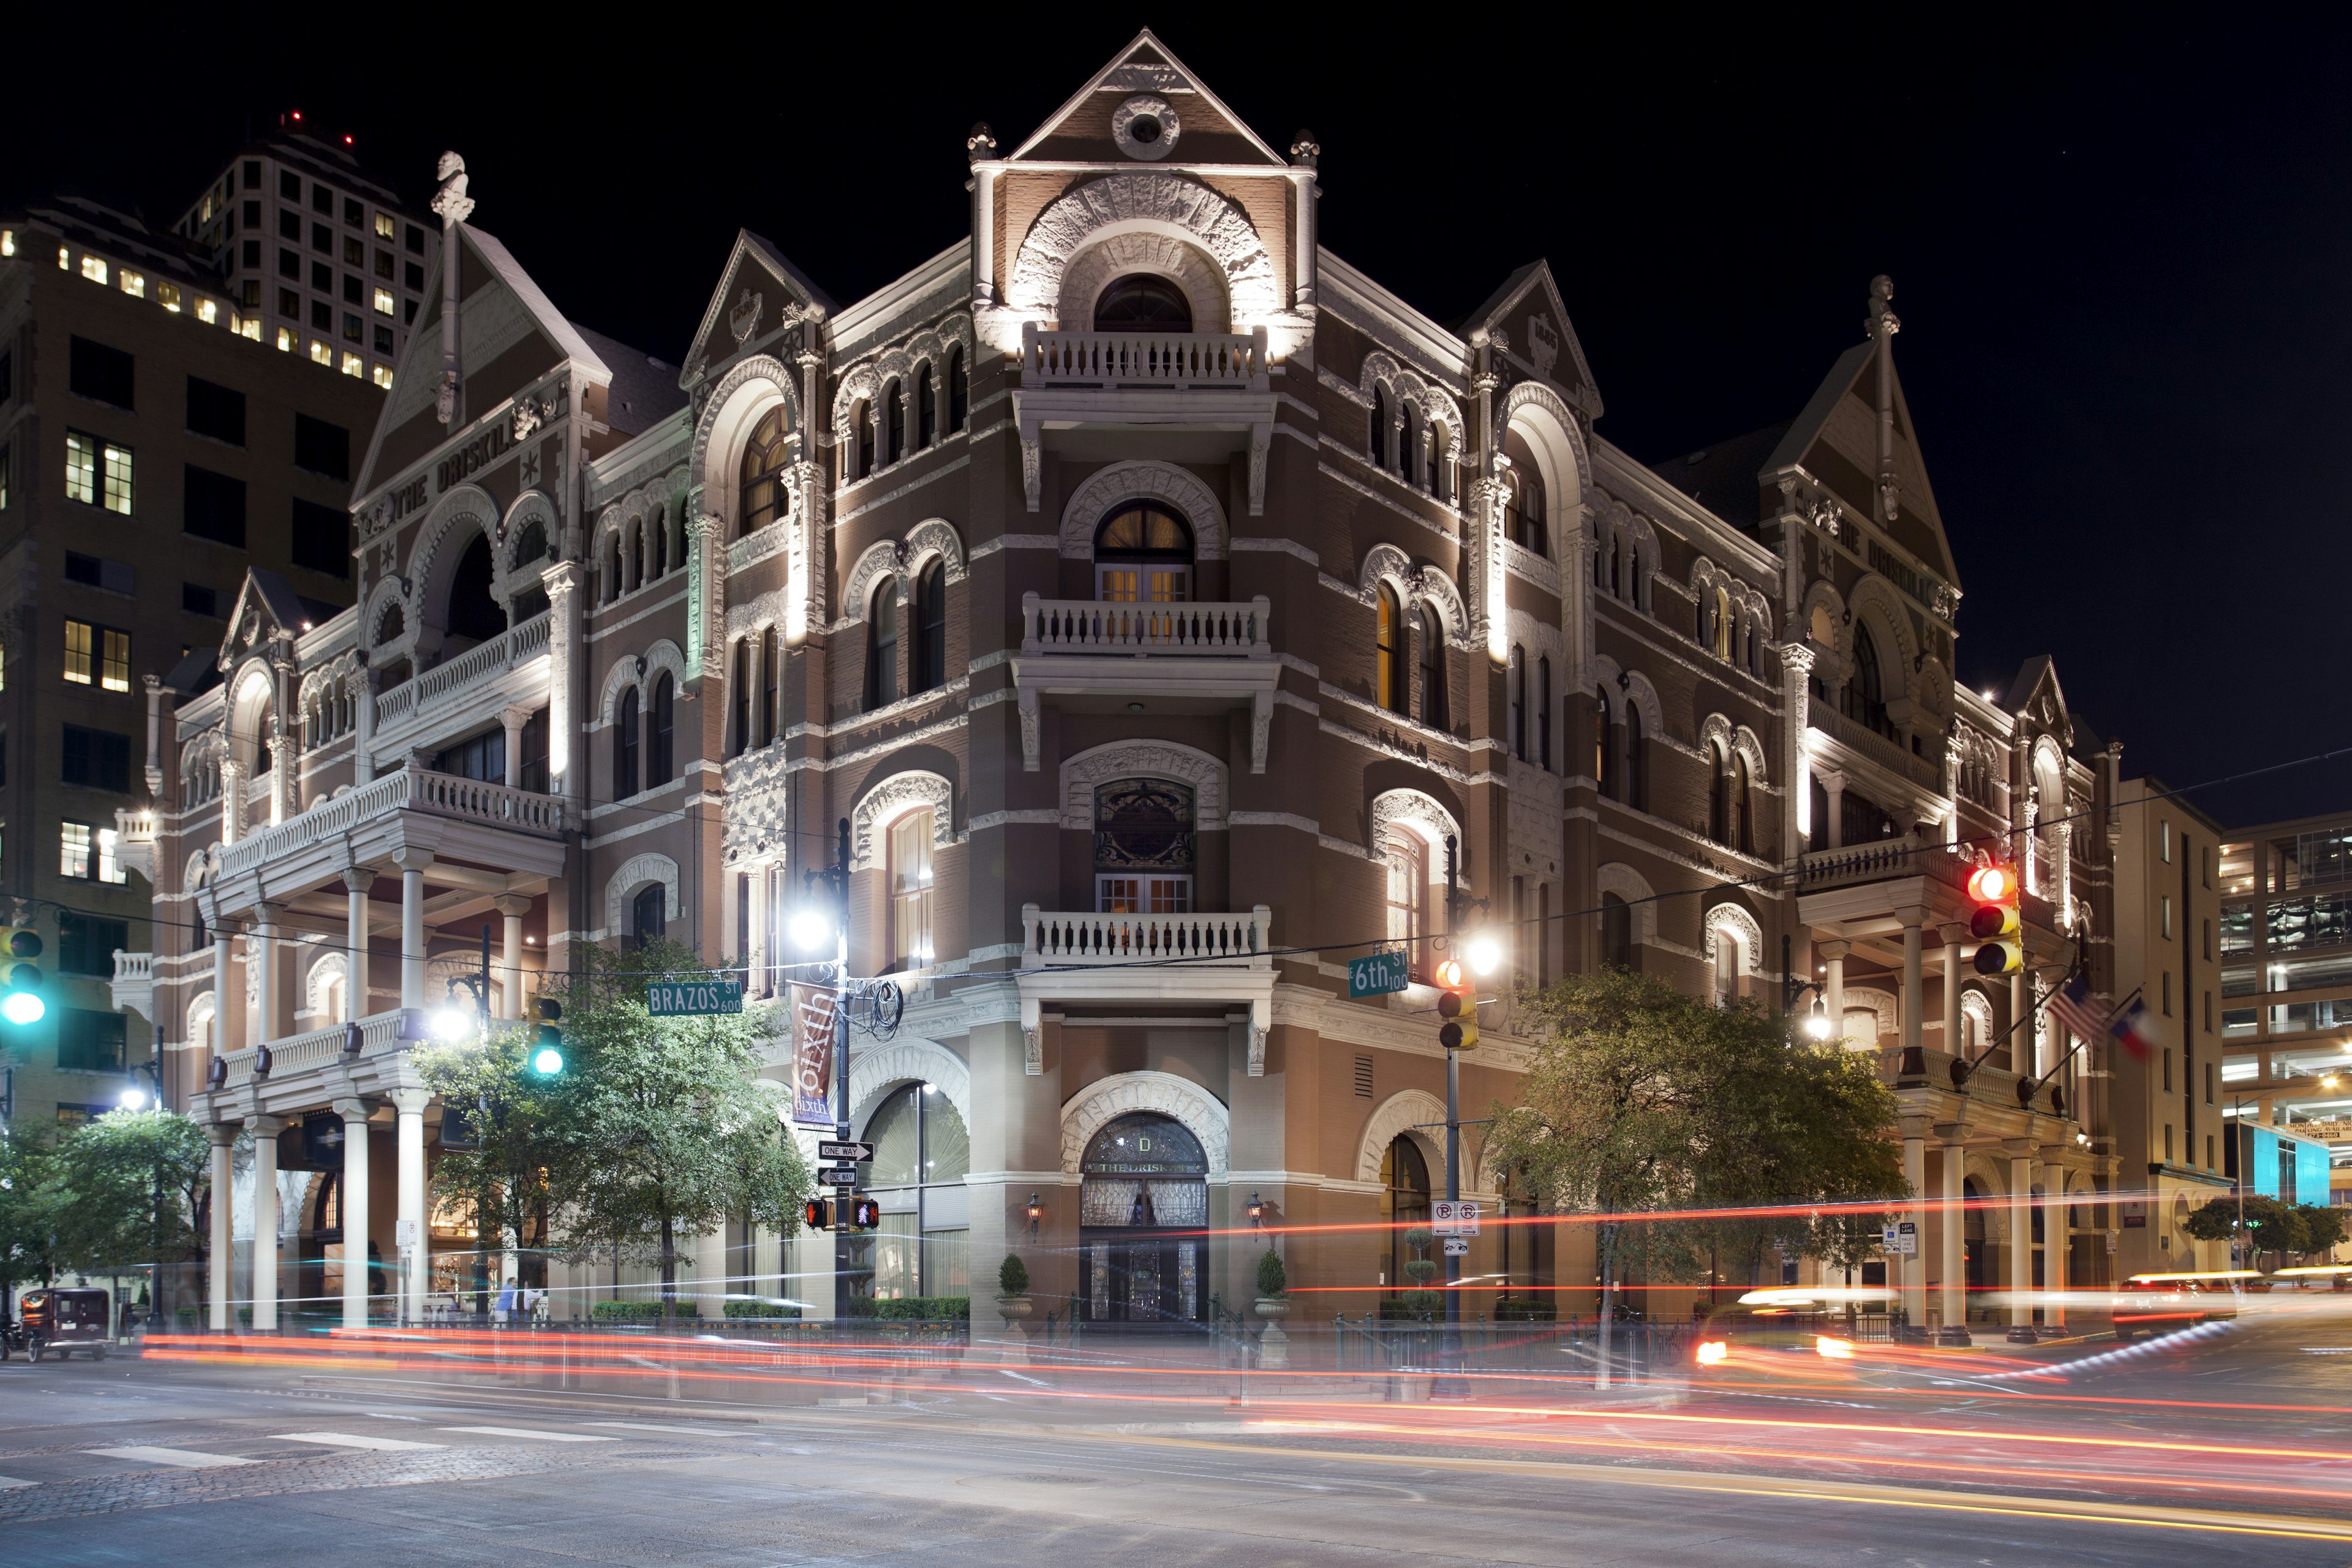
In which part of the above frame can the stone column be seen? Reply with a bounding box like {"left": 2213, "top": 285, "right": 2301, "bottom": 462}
{"left": 249, "top": 1114, "right": 284, "bottom": 1332}
{"left": 336, "top": 1098, "right": 371, "bottom": 1330}
{"left": 2007, "top": 1141, "right": 2035, "bottom": 1329}
{"left": 211, "top": 913, "right": 233, "bottom": 1058}
{"left": 1942, "top": 930, "right": 1964, "bottom": 1059}
{"left": 393, "top": 850, "right": 433, "bottom": 1010}
{"left": 207, "top": 1121, "right": 236, "bottom": 1331}
{"left": 343, "top": 869, "right": 375, "bottom": 1020}
{"left": 391, "top": 1086, "right": 431, "bottom": 1326}
{"left": 500, "top": 705, "right": 529, "bottom": 791}
{"left": 1899, "top": 908, "right": 1925, "bottom": 1069}
{"left": 495, "top": 895, "right": 531, "bottom": 1019}
{"left": 1820, "top": 768, "right": 1846, "bottom": 851}
{"left": 252, "top": 905, "right": 283, "bottom": 1045}
{"left": 1820, "top": 938, "right": 1849, "bottom": 1046}
{"left": 544, "top": 561, "right": 580, "bottom": 799}
{"left": 1937, "top": 1123, "right": 1968, "bottom": 1336}
{"left": 2041, "top": 1148, "right": 2070, "bottom": 1328}
{"left": 693, "top": 1226, "right": 727, "bottom": 1322}
{"left": 1901, "top": 1116, "right": 1927, "bottom": 1328}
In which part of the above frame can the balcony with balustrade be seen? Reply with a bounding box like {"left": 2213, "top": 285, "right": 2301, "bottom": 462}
{"left": 369, "top": 609, "right": 551, "bottom": 761}
{"left": 1011, "top": 591, "right": 1278, "bottom": 774}
{"left": 1016, "top": 902, "right": 1276, "bottom": 1071}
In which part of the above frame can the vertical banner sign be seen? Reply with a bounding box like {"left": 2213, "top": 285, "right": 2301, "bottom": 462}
{"left": 790, "top": 983, "right": 839, "bottom": 1128}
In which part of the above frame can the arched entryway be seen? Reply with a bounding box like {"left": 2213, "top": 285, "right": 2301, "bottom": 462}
{"left": 1381, "top": 1134, "right": 1431, "bottom": 1302}
{"left": 1079, "top": 1112, "right": 1208, "bottom": 1325}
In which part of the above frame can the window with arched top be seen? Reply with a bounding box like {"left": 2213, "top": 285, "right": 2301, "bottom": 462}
{"left": 1370, "top": 387, "right": 1389, "bottom": 469}
{"left": 853, "top": 399, "right": 875, "bottom": 479}
{"left": 759, "top": 628, "right": 778, "bottom": 748}
{"left": 947, "top": 348, "right": 968, "bottom": 430}
{"left": 1094, "top": 504, "right": 1192, "bottom": 603}
{"left": 630, "top": 883, "right": 664, "bottom": 949}
{"left": 865, "top": 580, "right": 899, "bottom": 710}
{"left": 1712, "top": 587, "right": 1733, "bottom": 660}
{"left": 1850, "top": 625, "right": 1891, "bottom": 738}
{"left": 915, "top": 364, "right": 936, "bottom": 450}
{"left": 1594, "top": 692, "right": 1615, "bottom": 799}
{"left": 602, "top": 532, "right": 622, "bottom": 604}
{"left": 446, "top": 532, "right": 502, "bottom": 645}
{"left": 913, "top": 560, "right": 947, "bottom": 695}
{"left": 1385, "top": 831, "right": 1431, "bottom": 976}
{"left": 1419, "top": 605, "right": 1447, "bottom": 731}
{"left": 1428, "top": 424, "right": 1449, "bottom": 501}
{"left": 614, "top": 687, "right": 639, "bottom": 799}
{"left": 650, "top": 508, "right": 668, "bottom": 579}
{"left": 1624, "top": 705, "right": 1647, "bottom": 810}
{"left": 647, "top": 673, "right": 674, "bottom": 787}
{"left": 1735, "top": 752, "right": 1754, "bottom": 854}
{"left": 1600, "top": 892, "right": 1633, "bottom": 970}
{"left": 1508, "top": 646, "right": 1527, "bottom": 761}
{"left": 1380, "top": 1136, "right": 1431, "bottom": 1300}
{"left": 1094, "top": 778, "right": 1195, "bottom": 914}
{"left": 889, "top": 809, "right": 935, "bottom": 971}
{"left": 1092, "top": 274, "right": 1193, "bottom": 332}
{"left": 1375, "top": 584, "right": 1406, "bottom": 715}
{"left": 856, "top": 1082, "right": 970, "bottom": 1300}
{"left": 1537, "top": 655, "right": 1553, "bottom": 771}
{"left": 511, "top": 518, "right": 548, "bottom": 572}
{"left": 729, "top": 640, "right": 750, "bottom": 758}
{"left": 1504, "top": 429, "right": 1547, "bottom": 556}
{"left": 1400, "top": 408, "right": 1418, "bottom": 485}
{"left": 883, "top": 379, "right": 905, "bottom": 466}
{"left": 1708, "top": 742, "right": 1730, "bottom": 845}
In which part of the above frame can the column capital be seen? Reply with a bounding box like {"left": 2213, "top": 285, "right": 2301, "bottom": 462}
{"left": 492, "top": 894, "right": 533, "bottom": 918}
{"left": 1932, "top": 1120, "right": 1969, "bottom": 1144}
{"left": 207, "top": 1120, "right": 239, "bottom": 1147}
{"left": 1816, "top": 939, "right": 1850, "bottom": 961}
{"left": 342, "top": 867, "right": 379, "bottom": 893}
{"left": 390, "top": 846, "right": 435, "bottom": 873}
{"left": 388, "top": 1085, "right": 432, "bottom": 1116}
{"left": 2002, "top": 1137, "right": 2037, "bottom": 1157}
{"left": 1896, "top": 905, "right": 1928, "bottom": 930}
{"left": 1815, "top": 767, "right": 1846, "bottom": 793}
{"left": 247, "top": 1114, "right": 287, "bottom": 1138}
{"left": 333, "top": 1097, "right": 371, "bottom": 1124}
{"left": 499, "top": 704, "right": 533, "bottom": 733}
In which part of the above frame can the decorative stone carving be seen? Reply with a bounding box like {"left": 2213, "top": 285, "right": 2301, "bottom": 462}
{"left": 1112, "top": 94, "right": 1181, "bottom": 161}
{"left": 902, "top": 518, "right": 967, "bottom": 584}
{"left": 1058, "top": 230, "right": 1226, "bottom": 333}
{"left": 720, "top": 744, "right": 789, "bottom": 865}
{"left": 1059, "top": 460, "right": 1227, "bottom": 560}
{"left": 1702, "top": 900, "right": 1766, "bottom": 976}
{"left": 1355, "top": 1089, "right": 1475, "bottom": 1192}
{"left": 1060, "top": 741, "right": 1227, "bottom": 831}
{"left": 605, "top": 854, "right": 680, "bottom": 938}
{"left": 849, "top": 1036, "right": 972, "bottom": 1131}
{"left": 1248, "top": 1024, "right": 1266, "bottom": 1078}
{"left": 1018, "top": 688, "right": 1041, "bottom": 772}
{"left": 729, "top": 287, "right": 763, "bottom": 346}
{"left": 1003, "top": 173, "right": 1281, "bottom": 330}
{"left": 1060, "top": 1070, "right": 1231, "bottom": 1176}
{"left": 1369, "top": 788, "right": 1460, "bottom": 857}
{"left": 1023, "top": 1028, "right": 1042, "bottom": 1076}
{"left": 849, "top": 771, "right": 956, "bottom": 872}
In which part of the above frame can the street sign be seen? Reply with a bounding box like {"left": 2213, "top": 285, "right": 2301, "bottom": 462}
{"left": 1882, "top": 1221, "right": 1918, "bottom": 1256}
{"left": 647, "top": 980, "right": 744, "bottom": 1016}
{"left": 1348, "top": 949, "right": 1411, "bottom": 999}
{"left": 818, "top": 1164, "right": 860, "bottom": 1187}
{"left": 395, "top": 1219, "right": 418, "bottom": 1249}
{"left": 1432, "top": 1200, "right": 1482, "bottom": 1236}
{"left": 1442, "top": 1236, "right": 1470, "bottom": 1257}
{"left": 817, "top": 1141, "right": 875, "bottom": 1164}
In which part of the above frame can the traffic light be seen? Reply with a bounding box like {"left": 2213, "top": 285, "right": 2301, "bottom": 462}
{"left": 0, "top": 927, "right": 44, "bottom": 1027}
{"left": 805, "top": 1197, "right": 835, "bottom": 1231}
{"left": 1969, "top": 864, "right": 2024, "bottom": 975}
{"left": 1434, "top": 957, "right": 1479, "bottom": 1050}
{"left": 529, "top": 997, "right": 564, "bottom": 1076}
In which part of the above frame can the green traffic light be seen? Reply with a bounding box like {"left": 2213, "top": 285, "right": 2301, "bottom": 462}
{"left": 532, "top": 1046, "right": 564, "bottom": 1076}
{"left": 3, "top": 990, "right": 45, "bottom": 1027}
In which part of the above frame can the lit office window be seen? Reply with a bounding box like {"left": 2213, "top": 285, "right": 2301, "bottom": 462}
{"left": 0, "top": 230, "right": 13, "bottom": 257}
{"left": 119, "top": 270, "right": 145, "bottom": 299}
{"left": 58, "top": 246, "right": 69, "bottom": 270}
{"left": 60, "top": 823, "right": 91, "bottom": 879}
{"left": 891, "top": 810, "right": 935, "bottom": 969}
{"left": 340, "top": 352, "right": 363, "bottom": 378}
{"left": 309, "top": 340, "right": 333, "bottom": 366}
{"left": 371, "top": 364, "right": 394, "bottom": 390}
{"left": 373, "top": 286, "right": 395, "bottom": 316}
{"left": 97, "top": 828, "right": 126, "bottom": 885}
{"left": 101, "top": 628, "right": 130, "bottom": 692}
{"left": 195, "top": 298, "right": 218, "bottom": 325}
{"left": 64, "top": 620, "right": 91, "bottom": 684}
{"left": 64, "top": 432, "right": 96, "bottom": 505}
{"left": 276, "top": 327, "right": 295, "bottom": 352}
{"left": 240, "top": 317, "right": 262, "bottom": 342}
{"left": 374, "top": 213, "right": 394, "bottom": 240}
{"left": 80, "top": 255, "right": 108, "bottom": 284}
{"left": 101, "top": 442, "right": 132, "bottom": 514}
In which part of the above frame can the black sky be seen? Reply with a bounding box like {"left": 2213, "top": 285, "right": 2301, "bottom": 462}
{"left": 9, "top": 12, "right": 2347, "bottom": 829}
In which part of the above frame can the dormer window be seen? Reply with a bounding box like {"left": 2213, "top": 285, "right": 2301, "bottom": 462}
{"left": 1093, "top": 275, "right": 1193, "bottom": 333}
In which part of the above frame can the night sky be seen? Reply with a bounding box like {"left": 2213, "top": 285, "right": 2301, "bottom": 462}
{"left": 10, "top": 15, "right": 2347, "bottom": 830}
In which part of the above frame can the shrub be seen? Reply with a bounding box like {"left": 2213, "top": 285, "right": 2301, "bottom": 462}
{"left": 591, "top": 1299, "right": 698, "bottom": 1323}
{"left": 1494, "top": 1298, "right": 1556, "bottom": 1322}
{"left": 998, "top": 1253, "right": 1030, "bottom": 1296}
{"left": 874, "top": 1295, "right": 969, "bottom": 1321}
{"left": 1256, "top": 1248, "right": 1287, "bottom": 1298}
{"left": 722, "top": 1299, "right": 800, "bottom": 1319}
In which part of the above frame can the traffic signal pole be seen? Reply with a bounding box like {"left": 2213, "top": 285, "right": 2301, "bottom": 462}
{"left": 831, "top": 818, "right": 854, "bottom": 1317}
{"left": 1440, "top": 835, "right": 1464, "bottom": 1394}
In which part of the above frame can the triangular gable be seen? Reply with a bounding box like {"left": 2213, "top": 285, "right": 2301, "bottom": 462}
{"left": 679, "top": 228, "right": 836, "bottom": 388}
{"left": 1006, "top": 29, "right": 1288, "bottom": 167}
{"left": 1763, "top": 336, "right": 1958, "bottom": 588}
{"left": 354, "top": 225, "right": 612, "bottom": 496}
{"left": 214, "top": 569, "right": 310, "bottom": 669}
{"left": 1461, "top": 259, "right": 1602, "bottom": 418}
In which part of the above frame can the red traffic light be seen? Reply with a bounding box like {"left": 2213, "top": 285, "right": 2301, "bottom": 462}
{"left": 1966, "top": 865, "right": 2015, "bottom": 903}
{"left": 1434, "top": 958, "right": 1466, "bottom": 990}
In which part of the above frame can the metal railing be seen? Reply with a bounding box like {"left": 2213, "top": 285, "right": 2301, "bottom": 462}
{"left": 1331, "top": 1314, "right": 1697, "bottom": 1378}
{"left": 1020, "top": 903, "right": 1272, "bottom": 967}
{"left": 219, "top": 766, "right": 564, "bottom": 880}
{"left": 1022, "top": 323, "right": 1268, "bottom": 388}
{"left": 373, "top": 611, "right": 551, "bottom": 726}
{"left": 1020, "top": 592, "right": 1269, "bottom": 655}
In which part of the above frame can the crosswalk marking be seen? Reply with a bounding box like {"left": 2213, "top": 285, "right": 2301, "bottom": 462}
{"left": 90, "top": 1446, "right": 251, "bottom": 1469}
{"left": 439, "top": 1425, "right": 616, "bottom": 1443}
{"left": 277, "top": 1431, "right": 446, "bottom": 1452}
{"left": 0, "top": 1477, "right": 36, "bottom": 1490}
{"left": 587, "top": 1421, "right": 752, "bottom": 1438}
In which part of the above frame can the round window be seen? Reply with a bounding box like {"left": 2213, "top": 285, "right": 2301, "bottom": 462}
{"left": 1112, "top": 95, "right": 1181, "bottom": 162}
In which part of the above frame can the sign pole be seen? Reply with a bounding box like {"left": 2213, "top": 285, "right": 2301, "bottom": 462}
{"left": 831, "top": 818, "right": 853, "bottom": 1321}
{"left": 1440, "top": 835, "right": 1463, "bottom": 1395}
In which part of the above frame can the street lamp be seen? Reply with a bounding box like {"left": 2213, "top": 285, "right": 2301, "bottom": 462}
{"left": 1464, "top": 933, "right": 1502, "bottom": 977}
{"left": 1247, "top": 1191, "right": 1264, "bottom": 1230}
{"left": 788, "top": 905, "right": 833, "bottom": 951}
{"left": 1026, "top": 1192, "right": 1042, "bottom": 1240}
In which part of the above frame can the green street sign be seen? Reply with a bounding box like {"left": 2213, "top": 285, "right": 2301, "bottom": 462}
{"left": 1348, "top": 949, "right": 1410, "bottom": 999}
{"left": 647, "top": 980, "right": 744, "bottom": 1017}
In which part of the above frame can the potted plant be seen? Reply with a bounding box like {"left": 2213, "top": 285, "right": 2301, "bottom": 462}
{"left": 1254, "top": 1248, "right": 1289, "bottom": 1319}
{"left": 995, "top": 1253, "right": 1033, "bottom": 1321}
{"left": 1403, "top": 1226, "right": 1441, "bottom": 1321}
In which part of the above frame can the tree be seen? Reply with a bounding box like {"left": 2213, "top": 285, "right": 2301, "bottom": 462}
{"left": 0, "top": 1127, "right": 70, "bottom": 1302}
{"left": 2182, "top": 1194, "right": 2342, "bottom": 1268}
{"left": 1490, "top": 970, "right": 1907, "bottom": 1381}
{"left": 2297, "top": 1203, "right": 2347, "bottom": 1260}
{"left": 51, "top": 1110, "right": 211, "bottom": 1318}
{"left": 423, "top": 940, "right": 812, "bottom": 1329}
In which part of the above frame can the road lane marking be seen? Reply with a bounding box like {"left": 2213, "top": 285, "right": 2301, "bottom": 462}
{"left": 587, "top": 1422, "right": 752, "bottom": 1438}
{"left": 439, "top": 1426, "right": 615, "bottom": 1442}
{"left": 89, "top": 1446, "right": 252, "bottom": 1469}
{"left": 278, "top": 1431, "right": 445, "bottom": 1452}
{"left": 0, "top": 1477, "right": 36, "bottom": 1489}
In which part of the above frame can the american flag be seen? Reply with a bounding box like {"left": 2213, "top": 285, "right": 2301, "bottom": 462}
{"left": 2045, "top": 976, "right": 2109, "bottom": 1044}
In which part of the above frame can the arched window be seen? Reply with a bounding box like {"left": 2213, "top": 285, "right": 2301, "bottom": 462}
{"left": 729, "top": 641, "right": 750, "bottom": 758}
{"left": 1590, "top": 519, "right": 1604, "bottom": 588}
{"left": 1094, "top": 778, "right": 1194, "bottom": 913}
{"left": 1735, "top": 753, "right": 1754, "bottom": 854}
{"left": 650, "top": 508, "right": 668, "bottom": 579}
{"left": 1399, "top": 408, "right": 1417, "bottom": 485}
{"left": 1537, "top": 656, "right": 1553, "bottom": 771}
{"left": 1713, "top": 925, "right": 1740, "bottom": 1005}
{"left": 1380, "top": 1136, "right": 1431, "bottom": 1303}
{"left": 1091, "top": 274, "right": 1193, "bottom": 332}
{"left": 1504, "top": 429, "right": 1547, "bottom": 556}
{"left": 1708, "top": 742, "right": 1729, "bottom": 845}
{"left": 854, "top": 399, "right": 875, "bottom": 479}
{"left": 1429, "top": 424, "right": 1449, "bottom": 501}
{"left": 947, "top": 348, "right": 967, "bottom": 431}
{"left": 603, "top": 532, "right": 622, "bottom": 604}
{"left": 1508, "top": 646, "right": 1526, "bottom": 761}
{"left": 1419, "top": 606, "right": 1447, "bottom": 731}
{"left": 446, "top": 533, "right": 503, "bottom": 644}
{"left": 1594, "top": 693, "right": 1616, "bottom": 799}
{"left": 1712, "top": 587, "right": 1733, "bottom": 660}
{"left": 883, "top": 378, "right": 905, "bottom": 466}
{"left": 1080, "top": 1111, "right": 1210, "bottom": 1322}
{"left": 857, "top": 1083, "right": 970, "bottom": 1300}
{"left": 915, "top": 364, "right": 935, "bottom": 449}
{"left": 511, "top": 518, "right": 548, "bottom": 572}
{"left": 630, "top": 883, "right": 664, "bottom": 950}
{"left": 1600, "top": 892, "right": 1632, "bottom": 970}
{"left": 738, "top": 409, "right": 794, "bottom": 543}
{"left": 1374, "top": 584, "right": 1405, "bottom": 715}
{"left": 865, "top": 580, "right": 899, "bottom": 710}
{"left": 913, "top": 560, "right": 947, "bottom": 694}
{"left": 647, "top": 673, "right": 674, "bottom": 787}
{"left": 1850, "top": 625, "right": 1890, "bottom": 737}
{"left": 1385, "top": 831, "right": 1430, "bottom": 976}
{"left": 889, "top": 808, "right": 935, "bottom": 971}
{"left": 1369, "top": 387, "right": 1388, "bottom": 469}
{"left": 614, "top": 687, "right": 639, "bottom": 799}
{"left": 1697, "top": 585, "right": 1715, "bottom": 650}
{"left": 759, "top": 628, "right": 778, "bottom": 747}
{"left": 1094, "top": 504, "right": 1192, "bottom": 603}
{"left": 1625, "top": 705, "right": 1647, "bottom": 810}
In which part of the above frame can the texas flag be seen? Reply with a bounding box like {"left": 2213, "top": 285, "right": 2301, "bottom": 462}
{"left": 2107, "top": 997, "right": 2158, "bottom": 1060}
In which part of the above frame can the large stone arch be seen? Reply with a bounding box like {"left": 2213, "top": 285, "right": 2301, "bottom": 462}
{"left": 604, "top": 853, "right": 679, "bottom": 938}
{"left": 407, "top": 483, "right": 501, "bottom": 636}
{"left": 1844, "top": 573, "right": 1920, "bottom": 699}
{"left": 1357, "top": 1088, "right": 1483, "bottom": 1195}
{"left": 1060, "top": 741, "right": 1227, "bottom": 832}
{"left": 1842, "top": 986, "right": 1899, "bottom": 1043}
{"left": 849, "top": 769, "right": 956, "bottom": 872}
{"left": 186, "top": 990, "right": 217, "bottom": 1055}
{"left": 1059, "top": 460, "right": 1227, "bottom": 561}
{"left": 1702, "top": 899, "right": 1766, "bottom": 977}
{"left": 1006, "top": 173, "right": 1281, "bottom": 332}
{"left": 1595, "top": 861, "right": 1659, "bottom": 946}
{"left": 1500, "top": 380, "right": 1591, "bottom": 511}
{"left": 849, "top": 1036, "right": 972, "bottom": 1137}
{"left": 1061, "top": 1070, "right": 1231, "bottom": 1176}
{"left": 1059, "top": 229, "right": 1231, "bottom": 333}
{"left": 1357, "top": 541, "right": 1417, "bottom": 608}
{"left": 1369, "top": 787, "right": 1460, "bottom": 856}
{"left": 225, "top": 659, "right": 278, "bottom": 774}
{"left": 903, "top": 518, "right": 967, "bottom": 585}
{"left": 692, "top": 352, "right": 801, "bottom": 527}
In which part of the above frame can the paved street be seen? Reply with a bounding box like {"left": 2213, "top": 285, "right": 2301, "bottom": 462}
{"left": 6, "top": 1312, "right": 2352, "bottom": 1564}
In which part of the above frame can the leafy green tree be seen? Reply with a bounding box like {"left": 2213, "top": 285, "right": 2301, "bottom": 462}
{"left": 2297, "top": 1203, "right": 2347, "bottom": 1259}
{"left": 51, "top": 1110, "right": 211, "bottom": 1316}
{"left": 423, "top": 940, "right": 811, "bottom": 1329}
{"left": 2182, "top": 1194, "right": 2342, "bottom": 1267}
{"left": 1491, "top": 970, "right": 1907, "bottom": 1377}
{"left": 0, "top": 1127, "right": 71, "bottom": 1300}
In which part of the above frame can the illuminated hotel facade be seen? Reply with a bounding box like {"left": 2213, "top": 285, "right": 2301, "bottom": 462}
{"left": 127, "top": 33, "right": 2149, "bottom": 1335}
